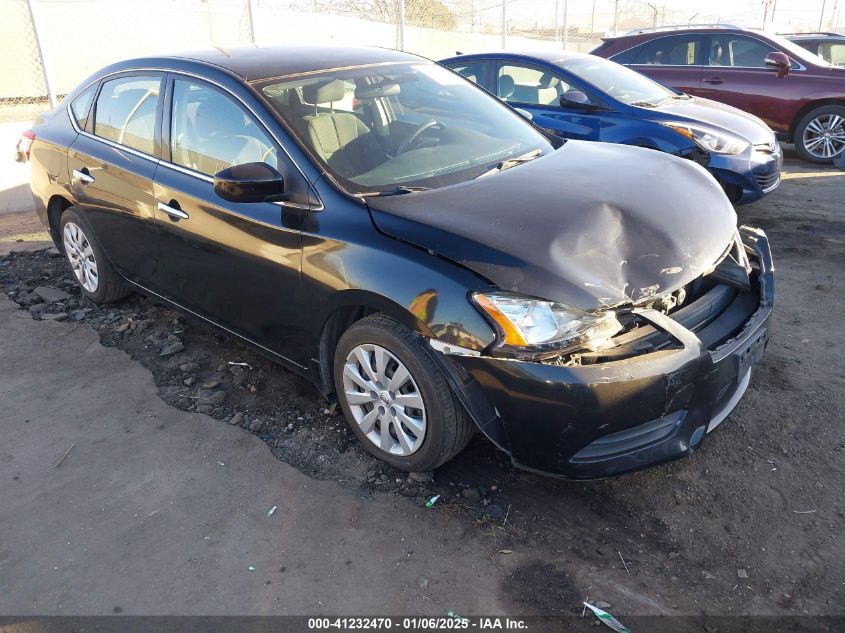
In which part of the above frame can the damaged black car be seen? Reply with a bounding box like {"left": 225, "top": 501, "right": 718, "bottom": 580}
{"left": 28, "top": 46, "right": 773, "bottom": 478}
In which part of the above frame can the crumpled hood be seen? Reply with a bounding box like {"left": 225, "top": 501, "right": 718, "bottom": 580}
{"left": 653, "top": 96, "right": 775, "bottom": 145}
{"left": 367, "top": 141, "right": 738, "bottom": 311}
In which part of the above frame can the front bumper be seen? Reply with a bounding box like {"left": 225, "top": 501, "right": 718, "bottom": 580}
{"left": 446, "top": 227, "right": 774, "bottom": 480}
{"left": 708, "top": 142, "right": 782, "bottom": 205}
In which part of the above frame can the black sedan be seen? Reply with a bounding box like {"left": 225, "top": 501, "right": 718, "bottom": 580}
{"left": 26, "top": 45, "right": 774, "bottom": 479}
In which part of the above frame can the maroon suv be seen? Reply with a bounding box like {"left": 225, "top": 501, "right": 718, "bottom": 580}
{"left": 593, "top": 26, "right": 845, "bottom": 163}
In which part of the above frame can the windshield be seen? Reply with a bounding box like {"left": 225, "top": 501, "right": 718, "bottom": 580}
{"left": 558, "top": 55, "right": 676, "bottom": 106}
{"left": 765, "top": 32, "right": 835, "bottom": 68}
{"left": 256, "top": 62, "right": 552, "bottom": 194}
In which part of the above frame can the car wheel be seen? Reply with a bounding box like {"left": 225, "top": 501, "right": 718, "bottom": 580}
{"left": 334, "top": 314, "right": 473, "bottom": 472}
{"left": 59, "top": 207, "right": 132, "bottom": 304}
{"left": 795, "top": 105, "right": 845, "bottom": 164}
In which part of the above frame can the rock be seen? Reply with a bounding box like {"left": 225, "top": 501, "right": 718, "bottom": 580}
{"left": 228, "top": 413, "right": 243, "bottom": 426}
{"left": 461, "top": 487, "right": 480, "bottom": 501}
{"left": 196, "top": 389, "right": 226, "bottom": 406}
{"left": 183, "top": 377, "right": 196, "bottom": 386}
{"left": 216, "top": 364, "right": 226, "bottom": 372}
{"left": 595, "top": 601, "right": 612, "bottom": 609}
{"left": 417, "top": 576, "right": 429, "bottom": 590}
{"left": 737, "top": 569, "right": 749, "bottom": 579}
{"left": 248, "top": 420, "right": 263, "bottom": 432}
{"left": 196, "top": 404, "right": 214, "bottom": 414}
{"left": 42, "top": 313, "right": 67, "bottom": 321}
{"left": 35, "top": 286, "right": 70, "bottom": 304}
{"left": 201, "top": 379, "right": 220, "bottom": 389}
{"left": 286, "top": 423, "right": 294, "bottom": 431}
{"left": 29, "top": 303, "right": 48, "bottom": 317}
{"left": 159, "top": 341, "right": 185, "bottom": 357}
{"left": 486, "top": 504, "right": 504, "bottom": 519}
{"left": 669, "top": 551, "right": 681, "bottom": 560}
{"left": 409, "top": 471, "right": 434, "bottom": 483}
{"left": 179, "top": 362, "right": 198, "bottom": 373}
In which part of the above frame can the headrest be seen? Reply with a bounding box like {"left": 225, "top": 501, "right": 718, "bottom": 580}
{"left": 538, "top": 72, "right": 559, "bottom": 88}
{"left": 194, "top": 97, "right": 243, "bottom": 138}
{"left": 302, "top": 79, "right": 346, "bottom": 104}
{"left": 498, "top": 75, "right": 515, "bottom": 99}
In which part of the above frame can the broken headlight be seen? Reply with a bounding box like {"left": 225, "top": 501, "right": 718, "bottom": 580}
{"left": 472, "top": 292, "right": 623, "bottom": 360}
{"left": 661, "top": 122, "right": 750, "bottom": 155}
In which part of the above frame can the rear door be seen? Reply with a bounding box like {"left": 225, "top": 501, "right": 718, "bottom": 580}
{"left": 150, "top": 75, "right": 309, "bottom": 363}
{"left": 614, "top": 33, "right": 705, "bottom": 95}
{"left": 66, "top": 72, "right": 163, "bottom": 283}
{"left": 491, "top": 60, "right": 603, "bottom": 140}
{"left": 698, "top": 34, "right": 796, "bottom": 130}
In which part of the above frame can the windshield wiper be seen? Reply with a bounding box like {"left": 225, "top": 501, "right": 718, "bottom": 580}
{"left": 477, "top": 149, "right": 542, "bottom": 178}
{"left": 358, "top": 186, "right": 430, "bottom": 198}
{"left": 630, "top": 100, "right": 658, "bottom": 108}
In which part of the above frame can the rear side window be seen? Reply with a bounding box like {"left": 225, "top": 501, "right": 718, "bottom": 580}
{"left": 707, "top": 35, "right": 777, "bottom": 68}
{"left": 446, "top": 61, "right": 489, "bottom": 85}
{"left": 615, "top": 35, "right": 702, "bottom": 65}
{"left": 69, "top": 84, "right": 97, "bottom": 130}
{"left": 818, "top": 41, "right": 845, "bottom": 65}
{"left": 94, "top": 75, "right": 161, "bottom": 155}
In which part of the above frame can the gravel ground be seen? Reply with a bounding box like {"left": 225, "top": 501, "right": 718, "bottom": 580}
{"left": 1, "top": 155, "right": 842, "bottom": 618}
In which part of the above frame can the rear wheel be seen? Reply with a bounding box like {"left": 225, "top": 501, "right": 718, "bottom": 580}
{"left": 59, "top": 207, "right": 132, "bottom": 304}
{"left": 334, "top": 315, "right": 473, "bottom": 472}
{"left": 795, "top": 105, "right": 845, "bottom": 164}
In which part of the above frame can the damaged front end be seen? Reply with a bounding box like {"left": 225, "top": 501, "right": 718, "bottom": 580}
{"left": 439, "top": 226, "right": 774, "bottom": 479}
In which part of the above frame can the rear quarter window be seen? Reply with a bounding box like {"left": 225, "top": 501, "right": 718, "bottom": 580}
{"left": 69, "top": 84, "right": 97, "bottom": 130}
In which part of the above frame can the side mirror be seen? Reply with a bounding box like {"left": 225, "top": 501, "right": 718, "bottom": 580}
{"left": 765, "top": 52, "right": 791, "bottom": 78}
{"left": 213, "top": 162, "right": 285, "bottom": 203}
{"left": 559, "top": 90, "right": 593, "bottom": 109}
{"left": 513, "top": 107, "right": 533, "bottom": 121}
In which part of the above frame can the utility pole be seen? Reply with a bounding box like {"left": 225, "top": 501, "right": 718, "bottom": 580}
{"left": 590, "top": 0, "right": 596, "bottom": 33}
{"left": 612, "top": 0, "right": 619, "bottom": 36}
{"left": 25, "top": 0, "right": 56, "bottom": 109}
{"left": 647, "top": 2, "right": 658, "bottom": 29}
{"left": 819, "top": 0, "right": 827, "bottom": 30}
{"left": 562, "top": 0, "right": 568, "bottom": 49}
{"left": 397, "top": 0, "right": 405, "bottom": 50}
{"left": 502, "top": 0, "right": 507, "bottom": 49}
{"left": 555, "top": 0, "right": 560, "bottom": 43}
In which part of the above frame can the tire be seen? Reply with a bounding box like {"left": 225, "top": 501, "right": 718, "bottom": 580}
{"left": 333, "top": 314, "right": 473, "bottom": 472}
{"left": 794, "top": 105, "right": 845, "bottom": 164}
{"left": 59, "top": 207, "right": 132, "bottom": 304}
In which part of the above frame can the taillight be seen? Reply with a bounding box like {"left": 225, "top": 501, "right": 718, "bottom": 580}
{"left": 19, "top": 129, "right": 35, "bottom": 162}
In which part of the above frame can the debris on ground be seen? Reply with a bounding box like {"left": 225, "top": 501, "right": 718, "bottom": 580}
{"left": 54, "top": 443, "right": 75, "bottom": 468}
{"left": 267, "top": 505, "right": 278, "bottom": 517}
{"left": 425, "top": 495, "right": 440, "bottom": 508}
{"left": 583, "top": 602, "right": 630, "bottom": 633}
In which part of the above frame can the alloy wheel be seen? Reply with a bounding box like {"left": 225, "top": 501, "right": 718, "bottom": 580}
{"left": 63, "top": 221, "right": 99, "bottom": 293}
{"left": 341, "top": 343, "right": 427, "bottom": 456}
{"left": 802, "top": 113, "right": 845, "bottom": 159}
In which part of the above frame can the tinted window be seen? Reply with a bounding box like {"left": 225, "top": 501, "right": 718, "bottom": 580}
{"left": 707, "top": 35, "right": 776, "bottom": 68}
{"left": 170, "top": 79, "right": 278, "bottom": 177}
{"left": 94, "top": 75, "right": 161, "bottom": 155}
{"left": 618, "top": 35, "right": 702, "bottom": 65}
{"left": 447, "top": 60, "right": 489, "bottom": 85}
{"left": 70, "top": 84, "right": 96, "bottom": 129}
{"left": 819, "top": 42, "right": 845, "bottom": 65}
{"left": 496, "top": 64, "right": 570, "bottom": 106}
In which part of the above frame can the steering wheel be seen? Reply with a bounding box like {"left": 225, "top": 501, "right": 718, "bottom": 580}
{"left": 397, "top": 119, "right": 446, "bottom": 154}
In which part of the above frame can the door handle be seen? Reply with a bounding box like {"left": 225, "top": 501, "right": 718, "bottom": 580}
{"left": 157, "top": 201, "right": 189, "bottom": 221}
{"left": 703, "top": 77, "right": 724, "bottom": 85}
{"left": 72, "top": 168, "right": 95, "bottom": 184}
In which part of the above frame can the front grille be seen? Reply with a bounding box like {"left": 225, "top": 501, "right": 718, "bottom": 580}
{"left": 755, "top": 171, "right": 780, "bottom": 192}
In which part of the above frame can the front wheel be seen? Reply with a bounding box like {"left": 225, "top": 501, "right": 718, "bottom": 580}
{"left": 794, "top": 105, "right": 845, "bottom": 164}
{"left": 333, "top": 315, "right": 473, "bottom": 472}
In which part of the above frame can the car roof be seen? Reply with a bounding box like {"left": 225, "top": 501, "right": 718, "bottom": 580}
{"left": 115, "top": 45, "right": 424, "bottom": 83}
{"left": 442, "top": 50, "right": 594, "bottom": 65}
{"left": 785, "top": 33, "right": 845, "bottom": 41}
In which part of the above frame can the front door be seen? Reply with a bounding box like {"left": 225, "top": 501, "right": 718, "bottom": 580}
{"left": 150, "top": 76, "right": 309, "bottom": 364}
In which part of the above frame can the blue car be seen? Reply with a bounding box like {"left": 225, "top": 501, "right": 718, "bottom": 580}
{"left": 440, "top": 51, "right": 782, "bottom": 204}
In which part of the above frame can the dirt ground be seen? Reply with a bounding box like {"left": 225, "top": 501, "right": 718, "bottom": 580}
{"left": 1, "top": 152, "right": 843, "bottom": 619}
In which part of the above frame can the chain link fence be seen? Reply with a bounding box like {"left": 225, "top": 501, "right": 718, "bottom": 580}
{"left": 3, "top": 0, "right": 818, "bottom": 123}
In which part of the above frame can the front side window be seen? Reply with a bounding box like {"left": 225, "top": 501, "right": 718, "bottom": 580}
{"left": 496, "top": 64, "right": 571, "bottom": 106}
{"left": 257, "top": 62, "right": 552, "bottom": 194}
{"left": 707, "top": 35, "right": 776, "bottom": 68}
{"left": 170, "top": 79, "right": 279, "bottom": 177}
{"left": 70, "top": 84, "right": 97, "bottom": 130}
{"left": 616, "top": 35, "right": 702, "bottom": 66}
{"left": 93, "top": 75, "right": 161, "bottom": 155}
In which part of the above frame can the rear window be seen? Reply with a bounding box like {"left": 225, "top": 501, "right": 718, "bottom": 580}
{"left": 93, "top": 75, "right": 161, "bottom": 155}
